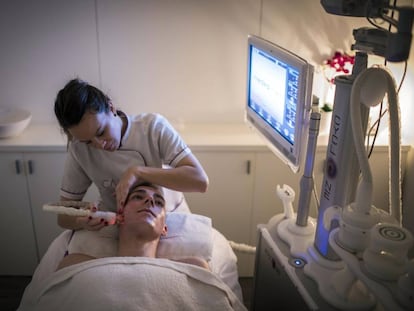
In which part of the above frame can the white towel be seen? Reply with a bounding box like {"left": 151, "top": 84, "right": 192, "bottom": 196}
{"left": 18, "top": 257, "right": 247, "bottom": 311}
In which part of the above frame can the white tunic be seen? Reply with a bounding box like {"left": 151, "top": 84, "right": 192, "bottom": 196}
{"left": 60, "top": 113, "right": 191, "bottom": 211}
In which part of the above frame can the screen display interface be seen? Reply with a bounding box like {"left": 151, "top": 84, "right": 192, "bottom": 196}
{"left": 248, "top": 45, "right": 300, "bottom": 145}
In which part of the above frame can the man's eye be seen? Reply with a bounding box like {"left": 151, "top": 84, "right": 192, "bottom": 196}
{"left": 97, "top": 130, "right": 104, "bottom": 137}
{"left": 130, "top": 194, "right": 143, "bottom": 201}
{"left": 156, "top": 200, "right": 165, "bottom": 207}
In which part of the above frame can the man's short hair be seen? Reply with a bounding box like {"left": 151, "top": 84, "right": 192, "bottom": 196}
{"left": 125, "top": 182, "right": 164, "bottom": 204}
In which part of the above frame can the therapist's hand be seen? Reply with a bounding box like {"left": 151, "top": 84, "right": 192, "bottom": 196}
{"left": 76, "top": 215, "right": 108, "bottom": 231}
{"left": 115, "top": 166, "right": 141, "bottom": 211}
{"left": 76, "top": 205, "right": 109, "bottom": 230}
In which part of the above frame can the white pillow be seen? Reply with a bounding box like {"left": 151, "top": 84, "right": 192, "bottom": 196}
{"left": 158, "top": 213, "right": 213, "bottom": 260}
{"left": 162, "top": 188, "right": 191, "bottom": 213}
{"left": 67, "top": 212, "right": 213, "bottom": 261}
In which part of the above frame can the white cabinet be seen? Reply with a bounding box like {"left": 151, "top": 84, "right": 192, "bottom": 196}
{"left": 0, "top": 153, "right": 38, "bottom": 275}
{"left": 184, "top": 150, "right": 256, "bottom": 276}
{"left": 0, "top": 151, "right": 66, "bottom": 275}
{"left": 25, "top": 152, "right": 68, "bottom": 259}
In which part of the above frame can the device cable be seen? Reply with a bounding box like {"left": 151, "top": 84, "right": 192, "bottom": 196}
{"left": 350, "top": 67, "right": 401, "bottom": 222}
{"left": 228, "top": 240, "right": 256, "bottom": 254}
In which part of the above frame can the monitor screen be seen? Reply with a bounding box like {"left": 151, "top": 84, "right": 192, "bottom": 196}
{"left": 246, "top": 35, "right": 314, "bottom": 173}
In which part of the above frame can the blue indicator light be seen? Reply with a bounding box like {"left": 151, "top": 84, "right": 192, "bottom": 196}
{"left": 288, "top": 257, "right": 306, "bottom": 268}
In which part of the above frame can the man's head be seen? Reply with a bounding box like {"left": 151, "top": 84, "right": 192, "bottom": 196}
{"left": 118, "top": 182, "right": 167, "bottom": 239}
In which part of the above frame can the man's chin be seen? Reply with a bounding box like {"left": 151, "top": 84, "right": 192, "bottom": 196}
{"left": 127, "top": 217, "right": 156, "bottom": 227}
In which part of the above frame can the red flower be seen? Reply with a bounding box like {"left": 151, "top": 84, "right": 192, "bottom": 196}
{"left": 323, "top": 51, "right": 355, "bottom": 83}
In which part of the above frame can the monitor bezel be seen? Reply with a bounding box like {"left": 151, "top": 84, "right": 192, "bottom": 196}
{"left": 245, "top": 35, "right": 314, "bottom": 173}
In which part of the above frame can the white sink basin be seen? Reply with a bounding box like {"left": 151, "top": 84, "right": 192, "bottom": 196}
{"left": 0, "top": 107, "right": 32, "bottom": 138}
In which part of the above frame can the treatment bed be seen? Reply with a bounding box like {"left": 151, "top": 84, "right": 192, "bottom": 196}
{"left": 17, "top": 190, "right": 246, "bottom": 310}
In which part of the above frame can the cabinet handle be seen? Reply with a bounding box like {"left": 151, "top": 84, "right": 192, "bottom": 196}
{"left": 15, "top": 160, "right": 21, "bottom": 174}
{"left": 27, "top": 160, "right": 34, "bottom": 175}
{"left": 246, "top": 160, "right": 251, "bottom": 175}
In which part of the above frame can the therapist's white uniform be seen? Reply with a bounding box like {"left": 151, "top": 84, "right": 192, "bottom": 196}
{"left": 60, "top": 112, "right": 191, "bottom": 212}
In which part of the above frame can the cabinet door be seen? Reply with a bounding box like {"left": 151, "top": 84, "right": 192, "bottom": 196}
{"left": 184, "top": 150, "right": 255, "bottom": 276}
{"left": 25, "top": 151, "right": 102, "bottom": 261}
{"left": 0, "top": 153, "right": 38, "bottom": 275}
{"left": 25, "top": 152, "right": 67, "bottom": 259}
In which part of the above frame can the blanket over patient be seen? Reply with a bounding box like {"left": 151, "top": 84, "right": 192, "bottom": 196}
{"left": 18, "top": 257, "right": 246, "bottom": 311}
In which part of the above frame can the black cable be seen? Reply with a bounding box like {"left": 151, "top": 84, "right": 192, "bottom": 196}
{"left": 366, "top": 0, "right": 401, "bottom": 158}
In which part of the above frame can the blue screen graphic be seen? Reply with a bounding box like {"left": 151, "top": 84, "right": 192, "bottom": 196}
{"left": 248, "top": 46, "right": 300, "bottom": 145}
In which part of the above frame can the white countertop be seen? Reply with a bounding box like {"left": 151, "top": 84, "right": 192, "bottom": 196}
{"left": 0, "top": 123, "right": 67, "bottom": 151}
{"left": 0, "top": 122, "right": 408, "bottom": 152}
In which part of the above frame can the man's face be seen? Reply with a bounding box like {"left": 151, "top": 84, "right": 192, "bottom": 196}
{"left": 121, "top": 185, "right": 167, "bottom": 236}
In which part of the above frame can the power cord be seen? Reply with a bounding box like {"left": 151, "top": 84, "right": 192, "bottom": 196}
{"left": 228, "top": 241, "right": 256, "bottom": 254}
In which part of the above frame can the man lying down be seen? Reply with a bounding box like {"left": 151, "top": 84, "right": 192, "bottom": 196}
{"left": 18, "top": 182, "right": 247, "bottom": 311}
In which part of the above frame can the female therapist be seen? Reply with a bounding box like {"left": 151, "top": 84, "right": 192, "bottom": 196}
{"left": 54, "top": 78, "right": 208, "bottom": 231}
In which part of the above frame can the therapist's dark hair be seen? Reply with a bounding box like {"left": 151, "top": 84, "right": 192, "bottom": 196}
{"left": 54, "top": 78, "right": 111, "bottom": 134}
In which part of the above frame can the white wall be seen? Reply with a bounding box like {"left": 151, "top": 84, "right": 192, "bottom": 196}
{"left": 96, "top": 0, "right": 260, "bottom": 125}
{"left": 1, "top": 0, "right": 413, "bottom": 131}
{"left": 0, "top": 0, "right": 261, "bottom": 125}
{"left": 0, "top": 0, "right": 100, "bottom": 124}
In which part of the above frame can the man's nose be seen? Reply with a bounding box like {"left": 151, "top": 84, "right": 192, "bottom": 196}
{"left": 144, "top": 197, "right": 154, "bottom": 207}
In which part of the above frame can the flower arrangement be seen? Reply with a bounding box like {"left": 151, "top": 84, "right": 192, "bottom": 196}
{"left": 323, "top": 51, "right": 355, "bottom": 84}
{"left": 319, "top": 51, "right": 355, "bottom": 112}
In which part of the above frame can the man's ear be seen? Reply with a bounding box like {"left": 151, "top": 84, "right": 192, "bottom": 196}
{"left": 109, "top": 101, "right": 117, "bottom": 116}
{"left": 116, "top": 213, "right": 125, "bottom": 225}
{"left": 161, "top": 225, "right": 168, "bottom": 236}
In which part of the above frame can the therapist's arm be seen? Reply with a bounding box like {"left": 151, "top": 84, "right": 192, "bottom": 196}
{"left": 116, "top": 153, "right": 209, "bottom": 208}
{"left": 138, "top": 154, "right": 209, "bottom": 192}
